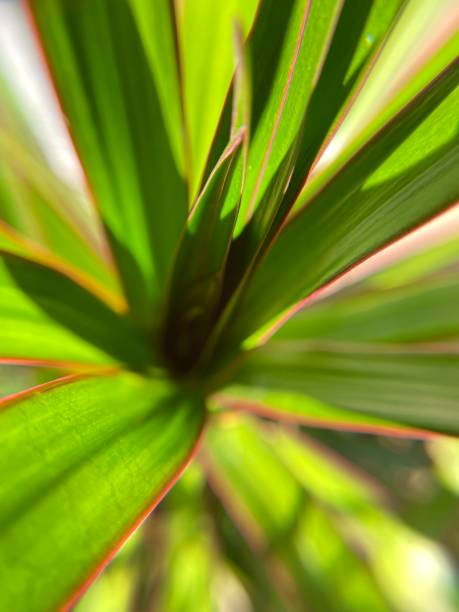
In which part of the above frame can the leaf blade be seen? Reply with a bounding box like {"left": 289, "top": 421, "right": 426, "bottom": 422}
{"left": 224, "top": 57, "right": 459, "bottom": 346}
{"left": 0, "top": 373, "right": 204, "bottom": 611}
{"left": 27, "top": 0, "right": 188, "bottom": 328}
{"left": 0, "top": 254, "right": 151, "bottom": 369}
{"left": 235, "top": 346, "right": 459, "bottom": 435}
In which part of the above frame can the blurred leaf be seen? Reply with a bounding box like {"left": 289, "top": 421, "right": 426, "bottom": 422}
{"left": 274, "top": 271, "right": 459, "bottom": 344}
{"left": 28, "top": 0, "right": 188, "bottom": 328}
{"left": 205, "top": 416, "right": 390, "bottom": 611}
{"left": 428, "top": 439, "right": 459, "bottom": 496}
{"left": 128, "top": 0, "right": 185, "bottom": 175}
{"left": 0, "top": 366, "right": 57, "bottom": 398}
{"left": 0, "top": 373, "right": 204, "bottom": 612}
{"left": 263, "top": 422, "right": 459, "bottom": 612}
{"left": 0, "top": 254, "right": 151, "bottom": 369}
{"left": 369, "top": 233, "right": 459, "bottom": 289}
{"left": 160, "top": 469, "right": 216, "bottom": 612}
{"left": 0, "top": 80, "right": 119, "bottom": 297}
{"left": 234, "top": 347, "right": 459, "bottom": 435}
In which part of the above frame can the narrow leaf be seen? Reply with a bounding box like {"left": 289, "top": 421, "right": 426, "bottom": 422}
{"left": 274, "top": 271, "right": 459, "bottom": 345}
{"left": 205, "top": 416, "right": 389, "bottom": 611}
{"left": 0, "top": 81, "right": 119, "bottom": 297}
{"left": 233, "top": 0, "right": 342, "bottom": 235}
{"left": 224, "top": 58, "right": 459, "bottom": 346}
{"left": 27, "top": 0, "right": 188, "bottom": 328}
{"left": 174, "top": 0, "right": 259, "bottom": 198}
{"left": 163, "top": 133, "right": 244, "bottom": 372}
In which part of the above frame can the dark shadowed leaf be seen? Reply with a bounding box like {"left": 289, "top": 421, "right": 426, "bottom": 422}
{"left": 27, "top": 0, "right": 188, "bottom": 329}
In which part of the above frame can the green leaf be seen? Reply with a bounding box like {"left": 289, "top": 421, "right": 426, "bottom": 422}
{"left": 0, "top": 218, "right": 124, "bottom": 314}
{"left": 128, "top": 0, "right": 185, "bottom": 175}
{"left": 174, "top": 0, "right": 259, "bottom": 198}
{"left": 160, "top": 468, "right": 217, "bottom": 612}
{"left": 274, "top": 272, "right": 459, "bottom": 345}
{"left": 205, "top": 416, "right": 389, "bottom": 611}
{"left": 0, "top": 81, "right": 119, "bottom": 298}
{"left": 234, "top": 346, "right": 459, "bottom": 435}
{"left": 233, "top": 0, "right": 342, "bottom": 236}
{"left": 163, "top": 133, "right": 244, "bottom": 371}
{"left": 223, "top": 57, "right": 459, "bottom": 347}
{"left": 0, "top": 254, "right": 151, "bottom": 369}
{"left": 282, "top": 0, "right": 404, "bottom": 201}
{"left": 0, "top": 372, "right": 204, "bottom": 611}
{"left": 367, "top": 233, "right": 459, "bottom": 289}
{"left": 28, "top": 0, "right": 188, "bottom": 328}
{"left": 264, "top": 425, "right": 459, "bottom": 612}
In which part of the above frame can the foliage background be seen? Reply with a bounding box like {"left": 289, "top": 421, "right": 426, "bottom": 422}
{"left": 0, "top": 1, "right": 458, "bottom": 610}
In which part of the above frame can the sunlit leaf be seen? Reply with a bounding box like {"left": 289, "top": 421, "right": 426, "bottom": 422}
{"left": 274, "top": 272, "right": 459, "bottom": 344}
{"left": 0, "top": 80, "right": 119, "bottom": 297}
{"left": 205, "top": 416, "right": 390, "bottom": 611}
{"left": 174, "top": 0, "right": 259, "bottom": 198}
{"left": 233, "top": 0, "right": 342, "bottom": 237}
{"left": 234, "top": 346, "right": 459, "bottom": 435}
{"left": 0, "top": 373, "right": 204, "bottom": 611}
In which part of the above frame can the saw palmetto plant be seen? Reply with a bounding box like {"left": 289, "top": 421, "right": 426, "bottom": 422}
{"left": 0, "top": 0, "right": 459, "bottom": 610}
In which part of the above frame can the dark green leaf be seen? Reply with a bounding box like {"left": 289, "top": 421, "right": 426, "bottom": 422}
{"left": 223, "top": 58, "right": 459, "bottom": 347}
{"left": 28, "top": 0, "right": 188, "bottom": 328}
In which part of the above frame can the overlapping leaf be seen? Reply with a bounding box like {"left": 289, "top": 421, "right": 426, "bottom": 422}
{"left": 204, "top": 416, "right": 391, "bottom": 611}
{"left": 173, "top": 0, "right": 259, "bottom": 198}
{"left": 0, "top": 254, "right": 151, "bottom": 368}
{"left": 0, "top": 80, "right": 119, "bottom": 297}
{"left": 28, "top": 0, "right": 188, "bottom": 328}
{"left": 231, "top": 348, "right": 459, "bottom": 436}
{"left": 221, "top": 56, "right": 459, "bottom": 348}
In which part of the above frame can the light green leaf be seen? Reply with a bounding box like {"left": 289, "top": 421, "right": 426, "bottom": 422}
{"left": 274, "top": 272, "right": 459, "bottom": 344}
{"left": 128, "top": 0, "right": 185, "bottom": 175}
{"left": 263, "top": 424, "right": 459, "bottom": 612}
{"left": 0, "top": 81, "right": 119, "bottom": 298}
{"left": 174, "top": 0, "right": 259, "bottom": 198}
{"left": 223, "top": 57, "right": 459, "bottom": 347}
{"left": 235, "top": 346, "right": 459, "bottom": 435}
{"left": 213, "top": 387, "right": 429, "bottom": 438}
{"left": 282, "top": 0, "right": 404, "bottom": 201}
{"left": 205, "top": 416, "right": 389, "bottom": 611}
{"left": 0, "top": 372, "right": 204, "bottom": 611}
{"left": 161, "top": 468, "right": 216, "bottom": 612}
{"left": 368, "top": 233, "right": 459, "bottom": 289}
{"left": 28, "top": 0, "right": 188, "bottom": 328}
{"left": 0, "top": 254, "right": 151, "bottom": 369}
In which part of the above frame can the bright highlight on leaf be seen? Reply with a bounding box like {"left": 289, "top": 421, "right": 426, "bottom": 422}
{"left": 0, "top": 0, "right": 458, "bottom": 608}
